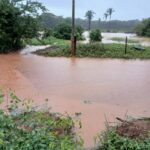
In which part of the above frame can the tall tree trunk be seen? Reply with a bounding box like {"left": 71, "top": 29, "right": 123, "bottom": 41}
{"left": 88, "top": 19, "right": 91, "bottom": 31}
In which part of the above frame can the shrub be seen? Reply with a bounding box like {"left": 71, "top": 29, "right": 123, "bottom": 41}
{"left": 96, "top": 130, "right": 150, "bottom": 150}
{"left": 90, "top": 29, "right": 102, "bottom": 42}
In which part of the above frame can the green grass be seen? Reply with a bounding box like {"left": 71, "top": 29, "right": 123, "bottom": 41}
{"left": 34, "top": 43, "right": 150, "bottom": 59}
{"left": 25, "top": 37, "right": 70, "bottom": 46}
{"left": 110, "top": 37, "right": 139, "bottom": 44}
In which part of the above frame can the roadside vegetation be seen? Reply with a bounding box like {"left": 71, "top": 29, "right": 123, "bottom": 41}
{"left": 0, "top": 90, "right": 83, "bottom": 150}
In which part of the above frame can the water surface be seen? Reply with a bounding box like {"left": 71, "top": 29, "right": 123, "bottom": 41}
{"left": 0, "top": 48, "right": 150, "bottom": 147}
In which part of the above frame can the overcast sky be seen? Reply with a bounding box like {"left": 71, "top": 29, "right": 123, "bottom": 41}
{"left": 38, "top": 0, "right": 150, "bottom": 21}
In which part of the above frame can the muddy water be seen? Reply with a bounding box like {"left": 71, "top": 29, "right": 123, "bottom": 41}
{"left": 1, "top": 50, "right": 150, "bottom": 148}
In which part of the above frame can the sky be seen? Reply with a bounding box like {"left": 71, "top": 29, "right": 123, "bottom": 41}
{"left": 38, "top": 0, "right": 150, "bottom": 21}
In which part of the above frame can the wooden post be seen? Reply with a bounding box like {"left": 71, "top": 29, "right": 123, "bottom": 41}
{"left": 125, "top": 36, "right": 128, "bottom": 54}
{"left": 71, "top": 0, "right": 76, "bottom": 56}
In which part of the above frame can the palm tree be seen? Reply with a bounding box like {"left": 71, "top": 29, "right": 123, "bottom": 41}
{"left": 107, "top": 8, "right": 115, "bottom": 20}
{"left": 85, "top": 10, "right": 95, "bottom": 31}
{"left": 98, "top": 18, "right": 101, "bottom": 28}
{"left": 104, "top": 13, "right": 108, "bottom": 21}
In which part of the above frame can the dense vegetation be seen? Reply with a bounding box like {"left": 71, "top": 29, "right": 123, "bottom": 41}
{"left": 135, "top": 18, "right": 150, "bottom": 37}
{"left": 0, "top": 0, "right": 45, "bottom": 53}
{"left": 0, "top": 90, "right": 83, "bottom": 150}
{"left": 40, "top": 13, "right": 140, "bottom": 32}
{"left": 34, "top": 43, "right": 150, "bottom": 59}
{"left": 90, "top": 29, "right": 102, "bottom": 42}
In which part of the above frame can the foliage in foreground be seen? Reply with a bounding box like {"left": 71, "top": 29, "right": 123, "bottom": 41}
{"left": 35, "top": 43, "right": 150, "bottom": 59}
{"left": 96, "top": 129, "right": 150, "bottom": 150}
{"left": 0, "top": 91, "right": 83, "bottom": 150}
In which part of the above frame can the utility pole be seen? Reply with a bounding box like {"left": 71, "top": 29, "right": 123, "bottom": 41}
{"left": 71, "top": 0, "right": 76, "bottom": 56}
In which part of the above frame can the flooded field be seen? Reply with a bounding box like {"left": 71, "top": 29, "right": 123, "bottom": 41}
{"left": 83, "top": 32, "right": 150, "bottom": 46}
{"left": 1, "top": 46, "right": 150, "bottom": 148}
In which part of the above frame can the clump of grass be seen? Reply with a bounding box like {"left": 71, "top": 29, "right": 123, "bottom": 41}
{"left": 35, "top": 43, "right": 150, "bottom": 59}
{"left": 111, "top": 37, "right": 139, "bottom": 44}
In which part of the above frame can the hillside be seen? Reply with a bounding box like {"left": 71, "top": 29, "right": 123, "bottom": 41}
{"left": 39, "top": 12, "right": 140, "bottom": 32}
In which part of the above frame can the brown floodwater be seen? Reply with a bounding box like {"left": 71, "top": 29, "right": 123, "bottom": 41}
{"left": 1, "top": 50, "right": 150, "bottom": 148}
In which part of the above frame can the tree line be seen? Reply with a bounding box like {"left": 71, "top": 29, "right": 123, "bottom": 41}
{"left": 40, "top": 12, "right": 140, "bottom": 33}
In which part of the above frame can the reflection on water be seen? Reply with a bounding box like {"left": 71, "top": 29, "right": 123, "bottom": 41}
{"left": 1, "top": 49, "right": 150, "bottom": 147}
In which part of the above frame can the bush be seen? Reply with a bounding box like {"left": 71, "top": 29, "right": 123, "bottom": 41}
{"left": 135, "top": 18, "right": 150, "bottom": 37}
{"left": 53, "top": 23, "right": 84, "bottom": 40}
{"left": 90, "top": 29, "right": 102, "bottom": 42}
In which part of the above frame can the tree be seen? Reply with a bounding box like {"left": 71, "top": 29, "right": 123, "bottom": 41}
{"left": 53, "top": 23, "right": 83, "bottom": 40}
{"left": 135, "top": 18, "right": 150, "bottom": 37}
{"left": 104, "top": 13, "right": 109, "bottom": 21}
{"left": 85, "top": 10, "right": 95, "bottom": 31}
{"left": 107, "top": 8, "right": 115, "bottom": 20}
{"left": 0, "top": 0, "right": 46, "bottom": 53}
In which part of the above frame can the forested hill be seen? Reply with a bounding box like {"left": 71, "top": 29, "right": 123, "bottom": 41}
{"left": 39, "top": 13, "right": 140, "bottom": 32}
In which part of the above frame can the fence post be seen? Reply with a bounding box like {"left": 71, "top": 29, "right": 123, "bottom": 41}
{"left": 125, "top": 36, "right": 128, "bottom": 54}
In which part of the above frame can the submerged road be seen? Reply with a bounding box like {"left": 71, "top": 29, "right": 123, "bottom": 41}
{"left": 0, "top": 47, "right": 150, "bottom": 147}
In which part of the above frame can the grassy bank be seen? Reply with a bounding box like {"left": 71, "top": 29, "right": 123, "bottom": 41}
{"left": 34, "top": 43, "right": 150, "bottom": 59}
